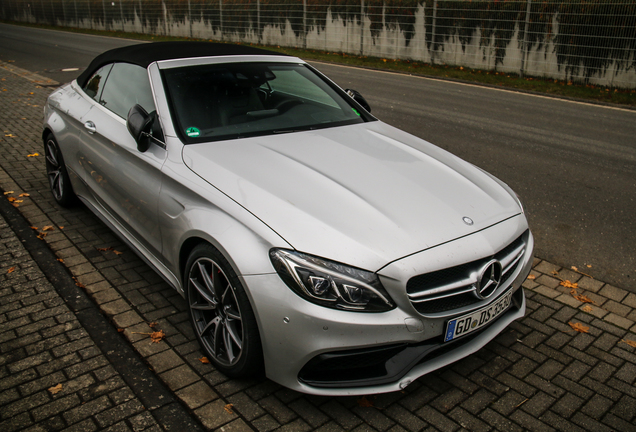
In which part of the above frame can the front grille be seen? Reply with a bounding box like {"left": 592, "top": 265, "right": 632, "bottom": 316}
{"left": 407, "top": 231, "right": 527, "bottom": 316}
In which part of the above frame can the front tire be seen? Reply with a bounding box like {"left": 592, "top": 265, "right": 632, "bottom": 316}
{"left": 44, "top": 133, "right": 76, "bottom": 207}
{"left": 185, "top": 243, "right": 264, "bottom": 378}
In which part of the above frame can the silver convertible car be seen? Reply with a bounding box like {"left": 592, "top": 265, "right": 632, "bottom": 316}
{"left": 43, "top": 42, "right": 533, "bottom": 395}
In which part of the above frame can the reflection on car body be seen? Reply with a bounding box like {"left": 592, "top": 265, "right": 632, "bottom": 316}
{"left": 43, "top": 42, "right": 533, "bottom": 395}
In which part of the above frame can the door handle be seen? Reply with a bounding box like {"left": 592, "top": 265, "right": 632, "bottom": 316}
{"left": 84, "top": 121, "right": 96, "bottom": 134}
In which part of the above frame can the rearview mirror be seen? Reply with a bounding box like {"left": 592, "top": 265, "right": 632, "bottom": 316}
{"left": 345, "top": 89, "right": 371, "bottom": 113}
{"left": 127, "top": 104, "right": 153, "bottom": 152}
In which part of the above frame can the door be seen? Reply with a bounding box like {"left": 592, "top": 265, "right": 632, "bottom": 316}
{"left": 78, "top": 62, "right": 166, "bottom": 258}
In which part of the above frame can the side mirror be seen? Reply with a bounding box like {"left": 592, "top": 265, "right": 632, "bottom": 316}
{"left": 345, "top": 89, "right": 371, "bottom": 113}
{"left": 127, "top": 104, "right": 153, "bottom": 152}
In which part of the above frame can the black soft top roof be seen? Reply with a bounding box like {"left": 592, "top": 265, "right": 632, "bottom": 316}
{"left": 77, "top": 41, "right": 282, "bottom": 88}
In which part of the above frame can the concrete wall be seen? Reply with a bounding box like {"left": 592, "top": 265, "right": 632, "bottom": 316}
{"left": 4, "top": 1, "right": 635, "bottom": 88}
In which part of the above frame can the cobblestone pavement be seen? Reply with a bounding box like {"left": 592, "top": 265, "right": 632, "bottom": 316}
{"left": 1, "top": 61, "right": 636, "bottom": 432}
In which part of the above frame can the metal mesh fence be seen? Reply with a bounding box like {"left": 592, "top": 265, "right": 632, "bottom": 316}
{"left": 2, "top": 0, "right": 635, "bottom": 88}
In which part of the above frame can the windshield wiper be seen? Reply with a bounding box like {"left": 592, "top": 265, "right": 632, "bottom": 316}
{"left": 272, "top": 127, "right": 313, "bottom": 134}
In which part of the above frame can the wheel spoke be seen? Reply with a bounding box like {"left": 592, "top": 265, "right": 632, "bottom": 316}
{"left": 55, "top": 175, "right": 64, "bottom": 198}
{"left": 190, "top": 303, "right": 216, "bottom": 311}
{"left": 213, "top": 317, "right": 224, "bottom": 356}
{"left": 199, "top": 262, "right": 218, "bottom": 298}
{"left": 225, "top": 307, "right": 241, "bottom": 321}
{"left": 223, "top": 325, "right": 236, "bottom": 363}
{"left": 225, "top": 320, "right": 242, "bottom": 349}
{"left": 190, "top": 261, "right": 217, "bottom": 308}
{"left": 46, "top": 142, "right": 59, "bottom": 167}
{"left": 48, "top": 170, "right": 60, "bottom": 186}
{"left": 200, "top": 315, "right": 221, "bottom": 340}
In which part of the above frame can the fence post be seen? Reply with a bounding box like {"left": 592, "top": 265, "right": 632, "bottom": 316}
{"left": 257, "top": 0, "right": 260, "bottom": 43}
{"left": 61, "top": 0, "right": 67, "bottom": 25}
{"left": 119, "top": 0, "right": 124, "bottom": 31}
{"left": 73, "top": 0, "right": 77, "bottom": 25}
{"left": 87, "top": 0, "right": 92, "bottom": 29}
{"left": 520, "top": 0, "right": 531, "bottom": 78}
{"left": 303, "top": 0, "right": 307, "bottom": 49}
{"left": 1, "top": 0, "right": 8, "bottom": 20}
{"left": 188, "top": 0, "right": 192, "bottom": 38}
{"left": 219, "top": 0, "right": 223, "bottom": 40}
{"left": 360, "top": 0, "right": 364, "bottom": 56}
{"left": 430, "top": 0, "right": 438, "bottom": 65}
{"left": 102, "top": 0, "right": 107, "bottom": 30}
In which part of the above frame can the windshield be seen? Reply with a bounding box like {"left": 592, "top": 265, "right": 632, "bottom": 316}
{"left": 162, "top": 62, "right": 369, "bottom": 142}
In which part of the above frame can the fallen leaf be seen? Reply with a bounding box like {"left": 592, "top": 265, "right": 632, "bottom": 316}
{"left": 5, "top": 134, "right": 16, "bottom": 137}
{"left": 357, "top": 396, "right": 374, "bottom": 407}
{"left": 58, "top": 226, "right": 64, "bottom": 229}
{"left": 526, "top": 274, "right": 536, "bottom": 280}
{"left": 27, "top": 153, "right": 39, "bottom": 157}
{"left": 572, "top": 293, "right": 594, "bottom": 304}
{"left": 560, "top": 280, "right": 578, "bottom": 289}
{"left": 97, "top": 247, "right": 113, "bottom": 252}
{"left": 12, "top": 203, "right": 19, "bottom": 208}
{"left": 581, "top": 305, "right": 593, "bottom": 313}
{"left": 48, "top": 384, "right": 63, "bottom": 394}
{"left": 148, "top": 322, "right": 158, "bottom": 328}
{"left": 113, "top": 250, "right": 123, "bottom": 255}
{"left": 7, "top": 196, "right": 16, "bottom": 202}
{"left": 586, "top": 264, "right": 592, "bottom": 268}
{"left": 7, "top": 267, "right": 15, "bottom": 274}
{"left": 18, "top": 193, "right": 30, "bottom": 197}
{"left": 3, "top": 191, "right": 14, "bottom": 195}
{"left": 571, "top": 266, "right": 578, "bottom": 272}
{"left": 224, "top": 404, "right": 234, "bottom": 414}
{"left": 150, "top": 330, "right": 166, "bottom": 343}
{"left": 620, "top": 339, "right": 636, "bottom": 348}
{"left": 568, "top": 322, "right": 589, "bottom": 334}
{"left": 551, "top": 270, "right": 559, "bottom": 275}
{"left": 117, "top": 328, "right": 125, "bottom": 333}
{"left": 30, "top": 226, "right": 38, "bottom": 230}
{"left": 13, "top": 200, "right": 23, "bottom": 203}
{"left": 199, "top": 357, "right": 210, "bottom": 364}
{"left": 42, "top": 226, "right": 54, "bottom": 231}
{"left": 57, "top": 258, "right": 64, "bottom": 263}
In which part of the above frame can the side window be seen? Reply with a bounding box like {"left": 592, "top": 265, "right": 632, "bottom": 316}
{"left": 83, "top": 64, "right": 112, "bottom": 100}
{"left": 99, "top": 63, "right": 156, "bottom": 119}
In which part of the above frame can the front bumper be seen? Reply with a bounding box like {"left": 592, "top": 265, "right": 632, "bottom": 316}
{"left": 244, "top": 219, "right": 533, "bottom": 395}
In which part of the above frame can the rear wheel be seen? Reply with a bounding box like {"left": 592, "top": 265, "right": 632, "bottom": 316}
{"left": 44, "top": 133, "right": 76, "bottom": 207}
{"left": 185, "top": 243, "right": 263, "bottom": 377}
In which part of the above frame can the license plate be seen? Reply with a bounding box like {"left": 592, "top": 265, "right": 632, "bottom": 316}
{"left": 444, "top": 291, "right": 512, "bottom": 342}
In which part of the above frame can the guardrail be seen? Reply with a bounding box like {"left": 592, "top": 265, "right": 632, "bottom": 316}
{"left": 2, "top": 0, "right": 635, "bottom": 88}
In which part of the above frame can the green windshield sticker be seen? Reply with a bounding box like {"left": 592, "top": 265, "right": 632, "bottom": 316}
{"left": 352, "top": 108, "right": 360, "bottom": 116}
{"left": 185, "top": 127, "right": 200, "bottom": 137}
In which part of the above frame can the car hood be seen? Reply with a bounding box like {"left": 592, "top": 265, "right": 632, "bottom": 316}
{"left": 182, "top": 122, "right": 521, "bottom": 271}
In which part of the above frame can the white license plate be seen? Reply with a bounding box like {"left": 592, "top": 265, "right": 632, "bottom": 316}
{"left": 444, "top": 291, "right": 513, "bottom": 342}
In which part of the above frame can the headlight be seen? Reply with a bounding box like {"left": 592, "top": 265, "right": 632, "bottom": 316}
{"left": 270, "top": 249, "right": 395, "bottom": 312}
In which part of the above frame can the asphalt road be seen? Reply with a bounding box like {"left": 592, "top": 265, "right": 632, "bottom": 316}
{"left": 1, "top": 23, "right": 635, "bottom": 291}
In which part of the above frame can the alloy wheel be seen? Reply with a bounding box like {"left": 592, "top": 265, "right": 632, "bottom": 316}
{"left": 188, "top": 257, "right": 244, "bottom": 367}
{"left": 45, "top": 138, "right": 64, "bottom": 201}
